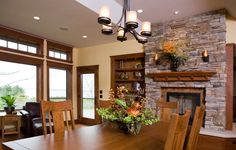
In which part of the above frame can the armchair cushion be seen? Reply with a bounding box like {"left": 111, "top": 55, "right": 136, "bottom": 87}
{"left": 25, "top": 102, "right": 41, "bottom": 118}
{"left": 21, "top": 102, "right": 55, "bottom": 137}
{"left": 21, "top": 102, "right": 41, "bottom": 137}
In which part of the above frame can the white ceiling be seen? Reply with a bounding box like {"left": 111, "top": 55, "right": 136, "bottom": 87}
{"left": 0, "top": 0, "right": 235, "bottom": 48}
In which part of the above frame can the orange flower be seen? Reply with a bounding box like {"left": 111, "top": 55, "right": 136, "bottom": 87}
{"left": 127, "top": 107, "right": 140, "bottom": 117}
{"left": 163, "top": 41, "right": 176, "bottom": 54}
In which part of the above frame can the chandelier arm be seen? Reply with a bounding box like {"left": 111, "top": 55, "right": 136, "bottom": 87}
{"left": 113, "top": 1, "right": 126, "bottom": 27}
{"left": 132, "top": 30, "right": 143, "bottom": 37}
{"left": 104, "top": 0, "right": 126, "bottom": 30}
{"left": 127, "top": 0, "right": 130, "bottom": 11}
{"left": 129, "top": 30, "right": 140, "bottom": 41}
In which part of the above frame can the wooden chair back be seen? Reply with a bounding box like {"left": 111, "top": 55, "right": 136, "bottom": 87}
{"left": 98, "top": 100, "right": 112, "bottom": 123}
{"left": 164, "top": 110, "right": 191, "bottom": 150}
{"left": 185, "top": 105, "right": 206, "bottom": 150}
{"left": 156, "top": 100, "right": 179, "bottom": 122}
{"left": 40, "top": 100, "right": 75, "bottom": 135}
{"left": 99, "top": 100, "right": 112, "bottom": 108}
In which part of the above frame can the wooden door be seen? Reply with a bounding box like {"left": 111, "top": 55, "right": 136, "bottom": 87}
{"left": 77, "top": 65, "right": 99, "bottom": 125}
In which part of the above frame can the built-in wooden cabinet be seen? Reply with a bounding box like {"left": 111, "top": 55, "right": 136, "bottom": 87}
{"left": 110, "top": 53, "right": 145, "bottom": 97}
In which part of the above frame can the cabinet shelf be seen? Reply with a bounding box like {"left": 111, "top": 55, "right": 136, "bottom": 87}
{"left": 111, "top": 53, "right": 145, "bottom": 97}
{"left": 115, "top": 68, "right": 144, "bottom": 72}
{"left": 115, "top": 79, "right": 144, "bottom": 82}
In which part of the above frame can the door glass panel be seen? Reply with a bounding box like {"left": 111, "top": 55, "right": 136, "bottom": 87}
{"left": 82, "top": 73, "right": 95, "bottom": 119}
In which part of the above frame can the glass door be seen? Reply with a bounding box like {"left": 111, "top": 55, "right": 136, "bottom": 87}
{"left": 77, "top": 65, "right": 99, "bottom": 124}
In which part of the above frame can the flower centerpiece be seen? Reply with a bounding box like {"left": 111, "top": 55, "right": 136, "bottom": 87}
{"left": 162, "top": 41, "right": 188, "bottom": 71}
{"left": 96, "top": 86, "right": 158, "bottom": 135}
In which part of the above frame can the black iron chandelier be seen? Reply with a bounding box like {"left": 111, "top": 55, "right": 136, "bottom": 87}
{"left": 97, "top": 0, "right": 152, "bottom": 44}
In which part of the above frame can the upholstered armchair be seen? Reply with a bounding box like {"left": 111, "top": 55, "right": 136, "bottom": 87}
{"left": 21, "top": 102, "right": 42, "bottom": 137}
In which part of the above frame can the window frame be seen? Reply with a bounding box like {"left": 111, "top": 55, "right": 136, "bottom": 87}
{"left": 47, "top": 41, "right": 73, "bottom": 63}
{"left": 47, "top": 61, "right": 72, "bottom": 101}
{"left": 0, "top": 26, "right": 44, "bottom": 57}
{"left": 0, "top": 52, "right": 44, "bottom": 104}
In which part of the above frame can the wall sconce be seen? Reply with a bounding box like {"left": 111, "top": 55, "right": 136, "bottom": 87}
{"left": 202, "top": 50, "right": 209, "bottom": 62}
{"left": 154, "top": 53, "right": 160, "bottom": 65}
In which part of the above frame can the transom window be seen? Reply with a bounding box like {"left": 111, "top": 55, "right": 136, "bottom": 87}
{"left": 49, "top": 49, "right": 67, "bottom": 60}
{"left": 0, "top": 38, "right": 37, "bottom": 54}
{"left": 47, "top": 41, "right": 72, "bottom": 62}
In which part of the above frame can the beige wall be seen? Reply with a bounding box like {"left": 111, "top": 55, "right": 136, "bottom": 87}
{"left": 75, "top": 39, "right": 143, "bottom": 101}
{"left": 226, "top": 17, "right": 236, "bottom": 43}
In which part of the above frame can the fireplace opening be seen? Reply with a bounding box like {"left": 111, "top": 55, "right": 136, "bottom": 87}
{"left": 167, "top": 92, "right": 201, "bottom": 124}
{"left": 161, "top": 87, "right": 205, "bottom": 125}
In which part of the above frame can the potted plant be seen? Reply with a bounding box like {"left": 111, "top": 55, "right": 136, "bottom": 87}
{"left": 96, "top": 86, "right": 158, "bottom": 135}
{"left": 1, "top": 95, "right": 16, "bottom": 114}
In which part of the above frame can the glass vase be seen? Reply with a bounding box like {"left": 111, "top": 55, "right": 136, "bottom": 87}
{"left": 127, "top": 122, "right": 142, "bottom": 135}
{"left": 117, "top": 121, "right": 142, "bottom": 135}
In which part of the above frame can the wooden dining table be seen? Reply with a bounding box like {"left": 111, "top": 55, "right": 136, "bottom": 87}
{"left": 2, "top": 121, "right": 169, "bottom": 150}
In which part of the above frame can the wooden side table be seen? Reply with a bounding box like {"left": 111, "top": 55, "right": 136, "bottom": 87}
{"left": 1, "top": 114, "right": 21, "bottom": 141}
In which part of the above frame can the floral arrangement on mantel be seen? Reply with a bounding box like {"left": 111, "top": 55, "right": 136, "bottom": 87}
{"left": 162, "top": 40, "right": 188, "bottom": 71}
{"left": 96, "top": 86, "right": 158, "bottom": 135}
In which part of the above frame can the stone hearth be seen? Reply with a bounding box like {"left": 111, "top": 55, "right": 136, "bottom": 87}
{"left": 144, "top": 9, "right": 226, "bottom": 131}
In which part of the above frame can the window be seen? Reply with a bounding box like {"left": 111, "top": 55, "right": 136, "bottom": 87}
{"left": 49, "top": 68, "right": 67, "bottom": 101}
{"left": 0, "top": 61, "right": 37, "bottom": 109}
{"left": 0, "top": 26, "right": 43, "bottom": 56}
{"left": 47, "top": 41, "right": 72, "bottom": 62}
{"left": 49, "top": 50, "right": 67, "bottom": 60}
{"left": 0, "top": 38, "right": 38, "bottom": 54}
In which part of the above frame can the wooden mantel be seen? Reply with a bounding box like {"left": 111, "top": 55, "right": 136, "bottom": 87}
{"left": 147, "top": 71, "right": 217, "bottom": 82}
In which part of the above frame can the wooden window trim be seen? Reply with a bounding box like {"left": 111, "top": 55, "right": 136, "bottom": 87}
{"left": 0, "top": 26, "right": 44, "bottom": 56}
{"left": 0, "top": 51, "right": 44, "bottom": 102}
{"left": 226, "top": 43, "right": 234, "bottom": 130}
{"left": 0, "top": 47, "right": 43, "bottom": 57}
{"left": 47, "top": 61, "right": 72, "bottom": 101}
{"left": 46, "top": 56, "right": 72, "bottom": 64}
{"left": 47, "top": 41, "right": 73, "bottom": 63}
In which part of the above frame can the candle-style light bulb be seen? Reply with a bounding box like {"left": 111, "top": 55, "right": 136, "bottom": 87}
{"left": 202, "top": 50, "right": 209, "bottom": 62}
{"left": 154, "top": 53, "right": 159, "bottom": 61}
{"left": 141, "top": 21, "right": 151, "bottom": 36}
{"left": 126, "top": 11, "right": 138, "bottom": 29}
{"left": 203, "top": 50, "right": 208, "bottom": 57}
{"left": 98, "top": 5, "right": 111, "bottom": 24}
{"left": 102, "top": 24, "right": 113, "bottom": 35}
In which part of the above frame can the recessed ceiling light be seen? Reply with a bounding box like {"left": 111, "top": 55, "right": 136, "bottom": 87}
{"left": 137, "top": 9, "right": 143, "bottom": 13}
{"left": 174, "top": 11, "right": 179, "bottom": 15}
{"left": 82, "top": 35, "right": 87, "bottom": 38}
{"left": 33, "top": 16, "right": 40, "bottom": 20}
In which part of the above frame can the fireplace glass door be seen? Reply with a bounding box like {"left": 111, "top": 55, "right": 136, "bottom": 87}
{"left": 167, "top": 92, "right": 201, "bottom": 124}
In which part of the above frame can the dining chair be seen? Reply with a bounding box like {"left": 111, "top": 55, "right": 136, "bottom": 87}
{"left": 99, "top": 100, "right": 112, "bottom": 108}
{"left": 98, "top": 100, "right": 112, "bottom": 123}
{"left": 156, "top": 100, "right": 179, "bottom": 122}
{"left": 164, "top": 110, "right": 191, "bottom": 150}
{"left": 40, "top": 100, "right": 75, "bottom": 135}
{"left": 185, "top": 105, "right": 206, "bottom": 150}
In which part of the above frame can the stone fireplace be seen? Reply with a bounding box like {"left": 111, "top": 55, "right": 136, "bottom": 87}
{"left": 144, "top": 9, "right": 227, "bottom": 131}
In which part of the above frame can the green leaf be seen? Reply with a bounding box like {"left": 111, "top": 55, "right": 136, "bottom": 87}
{"left": 123, "top": 115, "right": 133, "bottom": 124}
{"left": 115, "top": 99, "right": 127, "bottom": 109}
{"left": 1, "top": 95, "right": 16, "bottom": 107}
